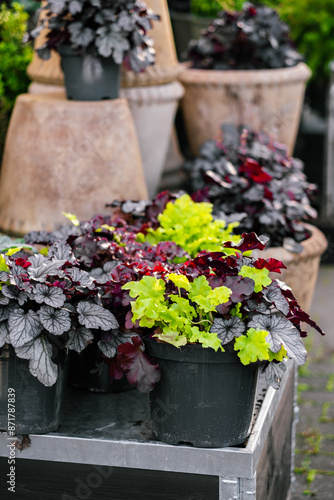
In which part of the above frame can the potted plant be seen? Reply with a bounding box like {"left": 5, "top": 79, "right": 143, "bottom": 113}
{"left": 0, "top": 239, "right": 120, "bottom": 433}
{"left": 178, "top": 2, "right": 311, "bottom": 155}
{"left": 22, "top": 196, "right": 239, "bottom": 391}
{"left": 184, "top": 123, "right": 328, "bottom": 311}
{"left": 120, "top": 232, "right": 324, "bottom": 447}
{"left": 27, "top": 0, "right": 158, "bottom": 100}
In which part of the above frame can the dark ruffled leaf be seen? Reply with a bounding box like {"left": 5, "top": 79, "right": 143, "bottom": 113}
{"left": 67, "top": 327, "right": 94, "bottom": 353}
{"left": 118, "top": 337, "right": 161, "bottom": 394}
{"left": 15, "top": 335, "right": 58, "bottom": 387}
{"left": 224, "top": 232, "right": 269, "bottom": 252}
{"left": 263, "top": 282, "right": 289, "bottom": 315}
{"left": 28, "top": 255, "right": 66, "bottom": 282}
{"left": 38, "top": 305, "right": 71, "bottom": 335}
{"left": 211, "top": 316, "right": 245, "bottom": 344}
{"left": 248, "top": 314, "right": 307, "bottom": 365}
{"left": 2, "top": 285, "right": 28, "bottom": 306}
{"left": 33, "top": 284, "right": 66, "bottom": 308}
{"left": 264, "top": 360, "right": 287, "bottom": 389}
{"left": 8, "top": 309, "right": 43, "bottom": 348}
{"left": 0, "top": 321, "right": 10, "bottom": 348}
{"left": 97, "top": 339, "right": 117, "bottom": 358}
{"left": 247, "top": 300, "right": 270, "bottom": 313}
{"left": 253, "top": 258, "right": 287, "bottom": 274}
{"left": 222, "top": 275, "right": 255, "bottom": 302}
{"left": 77, "top": 301, "right": 119, "bottom": 331}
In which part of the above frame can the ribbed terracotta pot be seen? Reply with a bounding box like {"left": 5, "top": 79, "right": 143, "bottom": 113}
{"left": 121, "top": 81, "right": 184, "bottom": 197}
{"left": 179, "top": 62, "right": 311, "bottom": 156}
{"left": 0, "top": 94, "right": 147, "bottom": 235}
{"left": 253, "top": 224, "right": 328, "bottom": 312}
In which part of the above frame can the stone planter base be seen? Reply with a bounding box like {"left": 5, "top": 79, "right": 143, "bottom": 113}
{"left": 253, "top": 224, "right": 328, "bottom": 312}
{"left": 179, "top": 62, "right": 311, "bottom": 156}
{"left": 121, "top": 81, "right": 184, "bottom": 198}
{"left": 0, "top": 94, "right": 147, "bottom": 235}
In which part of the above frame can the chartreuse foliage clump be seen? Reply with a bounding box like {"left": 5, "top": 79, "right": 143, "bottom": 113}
{"left": 142, "top": 194, "right": 240, "bottom": 258}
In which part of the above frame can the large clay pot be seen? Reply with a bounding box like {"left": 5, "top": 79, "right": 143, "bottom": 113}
{"left": 0, "top": 94, "right": 147, "bottom": 236}
{"left": 179, "top": 63, "right": 312, "bottom": 156}
{"left": 253, "top": 224, "right": 328, "bottom": 312}
{"left": 120, "top": 81, "right": 184, "bottom": 197}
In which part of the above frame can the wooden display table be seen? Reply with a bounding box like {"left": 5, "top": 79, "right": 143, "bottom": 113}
{"left": 0, "top": 361, "right": 296, "bottom": 500}
{"left": 0, "top": 93, "right": 147, "bottom": 235}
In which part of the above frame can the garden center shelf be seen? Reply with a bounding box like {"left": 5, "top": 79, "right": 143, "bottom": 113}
{"left": 0, "top": 360, "right": 296, "bottom": 500}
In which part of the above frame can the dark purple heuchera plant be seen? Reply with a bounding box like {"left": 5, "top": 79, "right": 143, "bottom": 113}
{"left": 185, "top": 2, "right": 303, "bottom": 69}
{"left": 28, "top": 0, "right": 158, "bottom": 73}
{"left": 21, "top": 204, "right": 324, "bottom": 393}
{"left": 185, "top": 123, "right": 318, "bottom": 251}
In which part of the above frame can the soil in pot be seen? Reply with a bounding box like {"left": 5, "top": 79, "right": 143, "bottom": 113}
{"left": 145, "top": 339, "right": 260, "bottom": 448}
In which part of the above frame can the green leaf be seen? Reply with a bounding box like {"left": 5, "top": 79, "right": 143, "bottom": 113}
{"left": 231, "top": 303, "right": 243, "bottom": 318}
{"left": 269, "top": 345, "right": 288, "bottom": 362}
{"left": 189, "top": 275, "right": 211, "bottom": 300}
{"left": 0, "top": 255, "right": 9, "bottom": 272}
{"left": 189, "top": 327, "right": 223, "bottom": 351}
{"left": 39, "top": 247, "right": 49, "bottom": 256}
{"left": 153, "top": 329, "right": 188, "bottom": 347}
{"left": 131, "top": 298, "right": 167, "bottom": 327}
{"left": 238, "top": 266, "right": 271, "bottom": 292}
{"left": 123, "top": 276, "right": 166, "bottom": 300}
{"left": 167, "top": 273, "right": 191, "bottom": 291}
{"left": 62, "top": 212, "right": 80, "bottom": 227}
{"left": 234, "top": 328, "right": 270, "bottom": 365}
{"left": 208, "top": 286, "right": 232, "bottom": 306}
{"left": 6, "top": 247, "right": 21, "bottom": 256}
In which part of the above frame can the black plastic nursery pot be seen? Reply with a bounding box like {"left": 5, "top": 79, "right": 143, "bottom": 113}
{"left": 145, "top": 339, "right": 260, "bottom": 448}
{"left": 68, "top": 343, "right": 132, "bottom": 393}
{"left": 0, "top": 345, "right": 68, "bottom": 434}
{"left": 58, "top": 45, "right": 121, "bottom": 101}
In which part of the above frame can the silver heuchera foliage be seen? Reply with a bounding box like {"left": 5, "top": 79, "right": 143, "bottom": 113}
{"left": 0, "top": 240, "right": 123, "bottom": 387}
{"left": 29, "top": 0, "right": 158, "bottom": 72}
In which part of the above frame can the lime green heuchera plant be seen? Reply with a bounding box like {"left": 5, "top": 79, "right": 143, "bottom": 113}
{"left": 123, "top": 232, "right": 324, "bottom": 390}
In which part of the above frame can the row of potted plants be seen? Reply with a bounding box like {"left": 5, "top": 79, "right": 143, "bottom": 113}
{"left": 0, "top": 184, "right": 325, "bottom": 446}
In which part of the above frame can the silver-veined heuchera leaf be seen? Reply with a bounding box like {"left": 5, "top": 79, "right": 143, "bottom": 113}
{"left": 15, "top": 335, "right": 58, "bottom": 387}
{"left": 210, "top": 316, "right": 245, "bottom": 344}
{"left": 65, "top": 268, "right": 95, "bottom": 289}
{"left": 48, "top": 240, "right": 77, "bottom": 264}
{"left": 33, "top": 283, "right": 66, "bottom": 308}
{"left": 263, "top": 282, "right": 289, "bottom": 315}
{"left": 2, "top": 285, "right": 28, "bottom": 306}
{"left": 38, "top": 305, "right": 71, "bottom": 335}
{"left": 97, "top": 339, "right": 116, "bottom": 358}
{"left": 67, "top": 327, "right": 94, "bottom": 353}
{"left": 8, "top": 309, "right": 43, "bottom": 347}
{"left": 90, "top": 261, "right": 120, "bottom": 284}
{"left": 0, "top": 302, "right": 18, "bottom": 322}
{"left": 28, "top": 255, "right": 66, "bottom": 282}
{"left": 248, "top": 314, "right": 307, "bottom": 365}
{"left": 0, "top": 320, "right": 10, "bottom": 348}
{"left": 77, "top": 301, "right": 119, "bottom": 330}
{"left": 264, "top": 359, "right": 287, "bottom": 389}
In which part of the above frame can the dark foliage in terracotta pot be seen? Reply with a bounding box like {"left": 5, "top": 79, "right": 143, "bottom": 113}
{"left": 185, "top": 2, "right": 303, "bottom": 69}
{"left": 28, "top": 0, "right": 158, "bottom": 72}
{"left": 184, "top": 123, "right": 318, "bottom": 250}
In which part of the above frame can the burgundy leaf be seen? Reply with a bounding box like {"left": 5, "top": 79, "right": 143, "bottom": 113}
{"left": 118, "top": 337, "right": 161, "bottom": 393}
{"left": 253, "top": 258, "right": 287, "bottom": 273}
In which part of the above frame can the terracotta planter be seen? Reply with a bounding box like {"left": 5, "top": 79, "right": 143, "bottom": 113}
{"left": 0, "top": 94, "right": 147, "bottom": 235}
{"left": 179, "top": 62, "right": 311, "bottom": 156}
{"left": 253, "top": 224, "right": 328, "bottom": 312}
{"left": 121, "top": 81, "right": 184, "bottom": 197}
